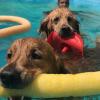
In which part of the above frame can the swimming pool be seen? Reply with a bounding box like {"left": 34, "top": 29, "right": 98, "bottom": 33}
{"left": 0, "top": 0, "right": 100, "bottom": 100}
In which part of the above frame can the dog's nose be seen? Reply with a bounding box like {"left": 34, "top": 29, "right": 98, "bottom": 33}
{"left": 59, "top": 27, "right": 73, "bottom": 38}
{"left": 62, "top": 27, "right": 70, "bottom": 31}
{"left": 0, "top": 70, "right": 21, "bottom": 89}
{"left": 0, "top": 70, "right": 12, "bottom": 80}
{"left": 0, "top": 70, "right": 13, "bottom": 87}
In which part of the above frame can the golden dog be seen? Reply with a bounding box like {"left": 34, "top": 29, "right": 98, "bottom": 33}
{"left": 39, "top": 6, "right": 100, "bottom": 80}
{"left": 0, "top": 38, "right": 66, "bottom": 100}
{"left": 39, "top": 7, "right": 84, "bottom": 73}
{"left": 39, "top": 7, "right": 80, "bottom": 38}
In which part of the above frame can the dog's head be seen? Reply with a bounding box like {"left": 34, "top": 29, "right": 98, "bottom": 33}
{"left": 39, "top": 8, "right": 79, "bottom": 38}
{"left": 0, "top": 38, "right": 63, "bottom": 89}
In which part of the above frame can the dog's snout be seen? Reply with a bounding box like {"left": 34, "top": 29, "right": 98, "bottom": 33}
{"left": 0, "top": 70, "right": 13, "bottom": 87}
{"left": 0, "top": 65, "right": 32, "bottom": 89}
{"left": 0, "top": 68, "right": 22, "bottom": 89}
{"left": 62, "top": 23, "right": 67, "bottom": 28}
{"left": 59, "top": 26, "right": 73, "bottom": 38}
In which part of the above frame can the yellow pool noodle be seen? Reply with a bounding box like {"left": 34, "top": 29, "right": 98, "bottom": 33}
{"left": 0, "top": 72, "right": 100, "bottom": 98}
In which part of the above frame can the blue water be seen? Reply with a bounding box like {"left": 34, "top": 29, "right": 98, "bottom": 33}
{"left": 0, "top": 0, "right": 100, "bottom": 100}
{"left": 0, "top": 0, "right": 57, "bottom": 67}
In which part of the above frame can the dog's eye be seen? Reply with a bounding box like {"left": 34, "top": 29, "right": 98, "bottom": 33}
{"left": 54, "top": 17, "right": 60, "bottom": 24}
{"left": 31, "top": 49, "right": 42, "bottom": 60}
{"left": 7, "top": 51, "right": 12, "bottom": 59}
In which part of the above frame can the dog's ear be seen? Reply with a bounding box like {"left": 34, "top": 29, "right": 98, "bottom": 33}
{"left": 39, "top": 18, "right": 52, "bottom": 37}
{"left": 68, "top": 16, "right": 80, "bottom": 34}
{"left": 72, "top": 18, "right": 80, "bottom": 34}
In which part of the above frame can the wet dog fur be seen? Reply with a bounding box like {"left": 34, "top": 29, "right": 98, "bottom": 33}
{"left": 39, "top": 7, "right": 80, "bottom": 38}
{"left": 0, "top": 38, "right": 66, "bottom": 100}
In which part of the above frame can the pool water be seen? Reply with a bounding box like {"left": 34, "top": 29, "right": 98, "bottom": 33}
{"left": 0, "top": 0, "right": 100, "bottom": 100}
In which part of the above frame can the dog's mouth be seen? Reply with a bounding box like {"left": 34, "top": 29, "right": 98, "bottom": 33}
{"left": 59, "top": 27, "right": 73, "bottom": 38}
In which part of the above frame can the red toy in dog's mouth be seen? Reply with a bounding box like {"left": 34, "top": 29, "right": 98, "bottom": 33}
{"left": 47, "top": 31, "right": 84, "bottom": 60}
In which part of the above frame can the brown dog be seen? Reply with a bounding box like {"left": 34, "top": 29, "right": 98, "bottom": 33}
{"left": 0, "top": 37, "right": 67, "bottom": 100}
{"left": 39, "top": 7, "right": 84, "bottom": 73}
{"left": 39, "top": 7, "right": 100, "bottom": 74}
{"left": 0, "top": 38, "right": 100, "bottom": 100}
{"left": 39, "top": 7, "right": 80, "bottom": 38}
